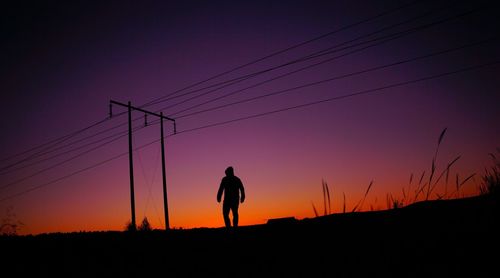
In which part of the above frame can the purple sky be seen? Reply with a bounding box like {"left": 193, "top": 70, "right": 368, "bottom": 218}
{"left": 1, "top": 0, "right": 499, "bottom": 234}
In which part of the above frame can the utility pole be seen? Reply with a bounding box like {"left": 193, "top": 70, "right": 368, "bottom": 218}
{"left": 109, "top": 100, "right": 176, "bottom": 230}
{"left": 127, "top": 101, "right": 136, "bottom": 231}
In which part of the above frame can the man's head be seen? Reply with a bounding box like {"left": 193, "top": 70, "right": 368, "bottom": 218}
{"left": 225, "top": 166, "right": 234, "bottom": 176}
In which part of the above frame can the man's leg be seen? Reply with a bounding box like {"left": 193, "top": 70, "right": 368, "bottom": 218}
{"left": 222, "top": 202, "right": 231, "bottom": 228}
{"left": 231, "top": 203, "right": 239, "bottom": 227}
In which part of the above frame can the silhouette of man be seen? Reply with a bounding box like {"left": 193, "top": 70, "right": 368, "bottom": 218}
{"left": 217, "top": 166, "right": 245, "bottom": 228}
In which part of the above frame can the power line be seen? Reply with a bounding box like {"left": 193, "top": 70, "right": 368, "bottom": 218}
{"left": 106, "top": 2, "right": 441, "bottom": 120}
{"left": 0, "top": 1, "right": 444, "bottom": 172}
{"left": 149, "top": 3, "right": 448, "bottom": 112}
{"left": 149, "top": 0, "right": 490, "bottom": 114}
{"left": 1, "top": 2, "right": 491, "bottom": 196}
{"left": 1, "top": 60, "right": 497, "bottom": 202}
{"left": 93, "top": 8, "right": 451, "bottom": 147}
{"left": 0, "top": 131, "right": 162, "bottom": 202}
{"left": 135, "top": 141, "right": 164, "bottom": 228}
{"left": 137, "top": 0, "right": 490, "bottom": 116}
{"left": 0, "top": 121, "right": 132, "bottom": 172}
{"left": 0, "top": 117, "right": 109, "bottom": 168}
{"left": 2, "top": 15, "right": 493, "bottom": 182}
{"left": 177, "top": 61, "right": 499, "bottom": 134}
{"left": 0, "top": 0, "right": 422, "bottom": 165}
{"left": 0, "top": 151, "right": 128, "bottom": 202}
{"left": 0, "top": 123, "right": 147, "bottom": 191}
{"left": 163, "top": 6, "right": 480, "bottom": 117}
{"left": 141, "top": 0, "right": 423, "bottom": 108}
{"left": 0, "top": 128, "right": 131, "bottom": 175}
{"left": 175, "top": 37, "right": 499, "bottom": 119}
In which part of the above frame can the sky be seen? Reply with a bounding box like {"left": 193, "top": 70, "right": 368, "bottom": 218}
{"left": 1, "top": 0, "right": 499, "bottom": 235}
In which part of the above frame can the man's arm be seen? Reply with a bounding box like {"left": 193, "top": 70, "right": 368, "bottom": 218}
{"left": 239, "top": 179, "right": 245, "bottom": 203}
{"left": 217, "top": 179, "right": 224, "bottom": 203}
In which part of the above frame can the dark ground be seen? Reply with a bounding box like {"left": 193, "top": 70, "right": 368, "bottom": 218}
{"left": 1, "top": 194, "right": 498, "bottom": 277}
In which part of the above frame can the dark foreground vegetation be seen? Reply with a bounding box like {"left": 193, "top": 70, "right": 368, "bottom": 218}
{"left": 1, "top": 194, "right": 498, "bottom": 277}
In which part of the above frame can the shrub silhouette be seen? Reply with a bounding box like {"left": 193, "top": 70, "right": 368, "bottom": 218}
{"left": 138, "top": 217, "right": 152, "bottom": 232}
{"left": 124, "top": 221, "right": 136, "bottom": 232}
{"left": 0, "top": 206, "right": 23, "bottom": 235}
{"left": 479, "top": 150, "right": 500, "bottom": 196}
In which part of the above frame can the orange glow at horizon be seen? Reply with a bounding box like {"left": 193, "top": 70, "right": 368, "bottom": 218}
{"left": 1, "top": 0, "right": 499, "bottom": 237}
{"left": 12, "top": 172, "right": 483, "bottom": 235}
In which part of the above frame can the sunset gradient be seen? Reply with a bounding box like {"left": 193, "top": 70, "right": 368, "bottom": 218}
{"left": 1, "top": 0, "right": 499, "bottom": 235}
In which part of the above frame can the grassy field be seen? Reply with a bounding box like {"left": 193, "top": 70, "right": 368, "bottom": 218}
{"left": 1, "top": 194, "right": 497, "bottom": 277}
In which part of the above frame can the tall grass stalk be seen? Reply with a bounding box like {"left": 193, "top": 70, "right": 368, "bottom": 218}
{"left": 450, "top": 173, "right": 476, "bottom": 198}
{"left": 386, "top": 193, "right": 402, "bottom": 209}
{"left": 352, "top": 180, "right": 374, "bottom": 212}
{"left": 321, "top": 180, "right": 327, "bottom": 215}
{"left": 414, "top": 171, "right": 426, "bottom": 202}
{"left": 478, "top": 151, "right": 500, "bottom": 196}
{"left": 426, "top": 128, "right": 447, "bottom": 200}
{"left": 322, "top": 180, "right": 332, "bottom": 215}
{"left": 428, "top": 155, "right": 461, "bottom": 199}
{"left": 405, "top": 173, "right": 413, "bottom": 206}
{"left": 311, "top": 202, "right": 319, "bottom": 217}
{"left": 311, "top": 180, "right": 332, "bottom": 217}
{"left": 343, "top": 192, "right": 346, "bottom": 214}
